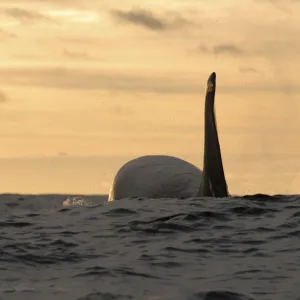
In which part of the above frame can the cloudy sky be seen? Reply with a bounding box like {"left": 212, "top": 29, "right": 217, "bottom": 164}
{"left": 0, "top": 0, "right": 300, "bottom": 195}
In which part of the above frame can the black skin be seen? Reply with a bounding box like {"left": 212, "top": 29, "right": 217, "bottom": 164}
{"left": 199, "top": 72, "right": 229, "bottom": 198}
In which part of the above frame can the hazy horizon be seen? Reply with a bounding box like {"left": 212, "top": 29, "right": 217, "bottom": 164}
{"left": 1, "top": 0, "right": 300, "bottom": 195}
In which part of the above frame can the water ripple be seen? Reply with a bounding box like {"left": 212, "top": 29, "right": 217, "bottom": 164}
{"left": 0, "top": 193, "right": 299, "bottom": 300}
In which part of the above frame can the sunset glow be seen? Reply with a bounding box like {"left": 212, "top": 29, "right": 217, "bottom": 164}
{"left": 1, "top": 0, "right": 300, "bottom": 194}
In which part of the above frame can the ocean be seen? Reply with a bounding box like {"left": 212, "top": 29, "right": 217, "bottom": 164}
{"left": 0, "top": 193, "right": 299, "bottom": 300}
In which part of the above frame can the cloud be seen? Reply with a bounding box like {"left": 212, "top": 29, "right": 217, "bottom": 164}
{"left": 110, "top": 8, "right": 189, "bottom": 31}
{"left": 0, "top": 91, "right": 9, "bottom": 104}
{"left": 213, "top": 44, "right": 244, "bottom": 55}
{"left": 59, "top": 37, "right": 99, "bottom": 45}
{"left": 0, "top": 67, "right": 300, "bottom": 95}
{"left": 239, "top": 67, "right": 259, "bottom": 73}
{"left": 259, "top": 0, "right": 294, "bottom": 14}
{"left": 62, "top": 49, "right": 92, "bottom": 60}
{"left": 0, "top": 67, "right": 199, "bottom": 94}
{"left": 0, "top": 29, "right": 17, "bottom": 40}
{"left": 200, "top": 44, "right": 245, "bottom": 56}
{"left": 5, "top": 8, "right": 51, "bottom": 24}
{"left": 1, "top": 0, "right": 96, "bottom": 7}
{"left": 111, "top": 8, "right": 166, "bottom": 30}
{"left": 57, "top": 152, "right": 68, "bottom": 157}
{"left": 111, "top": 106, "right": 134, "bottom": 116}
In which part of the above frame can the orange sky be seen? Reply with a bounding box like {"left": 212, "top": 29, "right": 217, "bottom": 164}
{"left": 1, "top": 0, "right": 300, "bottom": 195}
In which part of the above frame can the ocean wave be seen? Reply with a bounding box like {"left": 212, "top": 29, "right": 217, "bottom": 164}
{"left": 0, "top": 193, "right": 299, "bottom": 299}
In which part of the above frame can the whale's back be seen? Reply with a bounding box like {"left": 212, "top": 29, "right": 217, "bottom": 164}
{"left": 108, "top": 155, "right": 203, "bottom": 201}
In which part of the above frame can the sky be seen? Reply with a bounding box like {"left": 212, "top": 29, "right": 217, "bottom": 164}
{"left": 0, "top": 0, "right": 300, "bottom": 195}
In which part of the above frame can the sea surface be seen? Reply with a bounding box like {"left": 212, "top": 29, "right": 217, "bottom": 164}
{"left": 0, "top": 193, "right": 300, "bottom": 300}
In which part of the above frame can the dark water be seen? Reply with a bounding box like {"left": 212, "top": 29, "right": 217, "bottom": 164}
{"left": 0, "top": 193, "right": 300, "bottom": 300}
